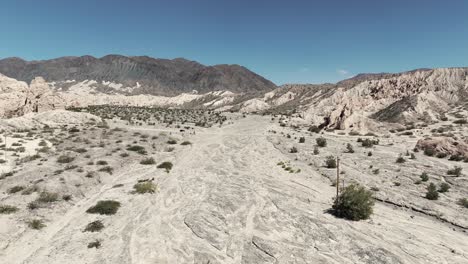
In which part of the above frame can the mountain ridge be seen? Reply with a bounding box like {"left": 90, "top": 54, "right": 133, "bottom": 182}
{"left": 0, "top": 55, "right": 277, "bottom": 96}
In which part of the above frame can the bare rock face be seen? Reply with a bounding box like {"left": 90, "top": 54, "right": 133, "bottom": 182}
{"left": 0, "top": 74, "right": 64, "bottom": 118}
{"left": 302, "top": 68, "right": 468, "bottom": 130}
{"left": 415, "top": 137, "right": 468, "bottom": 158}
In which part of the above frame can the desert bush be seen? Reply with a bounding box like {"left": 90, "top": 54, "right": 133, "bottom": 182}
{"left": 457, "top": 198, "right": 468, "bottom": 208}
{"left": 313, "top": 146, "right": 320, "bottom": 155}
{"left": 447, "top": 166, "right": 462, "bottom": 177}
{"left": 28, "top": 219, "right": 46, "bottom": 230}
{"left": 87, "top": 240, "right": 101, "bottom": 249}
{"left": 62, "top": 194, "right": 72, "bottom": 201}
{"left": 86, "top": 200, "right": 121, "bottom": 215}
{"left": 423, "top": 148, "right": 436, "bottom": 157}
{"left": 289, "top": 147, "right": 298, "bottom": 153}
{"left": 348, "top": 131, "right": 361, "bottom": 136}
{"left": 0, "top": 205, "right": 19, "bottom": 214}
{"left": 7, "top": 185, "right": 25, "bottom": 194}
{"left": 180, "top": 141, "right": 192, "bottom": 145}
{"left": 449, "top": 154, "right": 464, "bottom": 161}
{"left": 396, "top": 155, "right": 406, "bottom": 163}
{"left": 331, "top": 184, "right": 374, "bottom": 221}
{"left": 167, "top": 139, "right": 178, "bottom": 144}
{"left": 133, "top": 182, "right": 157, "bottom": 194}
{"left": 316, "top": 137, "right": 327, "bottom": 147}
{"left": 308, "top": 125, "right": 320, "bottom": 133}
{"left": 84, "top": 220, "right": 104, "bottom": 232}
{"left": 367, "top": 151, "right": 372, "bottom": 156}
{"left": 439, "top": 183, "right": 450, "bottom": 193}
{"left": 453, "top": 119, "right": 467, "bottom": 125}
{"left": 420, "top": 172, "right": 429, "bottom": 182}
{"left": 140, "top": 157, "right": 156, "bottom": 165}
{"left": 361, "top": 138, "right": 379, "bottom": 148}
{"left": 425, "top": 183, "right": 439, "bottom": 200}
{"left": 436, "top": 152, "right": 447, "bottom": 159}
{"left": 346, "top": 143, "right": 354, "bottom": 153}
{"left": 126, "top": 145, "right": 146, "bottom": 154}
{"left": 120, "top": 152, "right": 129, "bottom": 157}
{"left": 96, "top": 160, "right": 108, "bottom": 165}
{"left": 57, "top": 155, "right": 75, "bottom": 163}
{"left": 98, "top": 166, "right": 114, "bottom": 174}
{"left": 37, "top": 191, "right": 59, "bottom": 203}
{"left": 157, "top": 161, "right": 173, "bottom": 173}
{"left": 298, "top": 137, "right": 305, "bottom": 143}
{"left": 75, "top": 148, "right": 87, "bottom": 153}
{"left": 325, "top": 156, "right": 337, "bottom": 168}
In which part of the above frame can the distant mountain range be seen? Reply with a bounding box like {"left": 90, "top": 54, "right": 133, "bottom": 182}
{"left": 0, "top": 55, "right": 276, "bottom": 96}
{"left": 0, "top": 55, "right": 467, "bottom": 133}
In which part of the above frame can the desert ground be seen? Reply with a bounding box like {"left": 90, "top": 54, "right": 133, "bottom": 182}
{"left": 0, "top": 110, "right": 467, "bottom": 264}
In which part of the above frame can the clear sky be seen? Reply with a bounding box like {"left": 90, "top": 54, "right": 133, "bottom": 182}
{"left": 1, "top": 0, "right": 467, "bottom": 85}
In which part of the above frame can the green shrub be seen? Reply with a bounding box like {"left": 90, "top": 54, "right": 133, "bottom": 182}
{"left": 308, "top": 125, "right": 320, "bottom": 133}
{"left": 157, "top": 161, "right": 173, "bottom": 173}
{"left": 361, "top": 138, "right": 379, "bottom": 148}
{"left": 396, "top": 155, "right": 406, "bottom": 163}
{"left": 426, "top": 183, "right": 439, "bottom": 200}
{"left": 420, "top": 172, "right": 429, "bottom": 182}
{"left": 457, "top": 198, "right": 468, "bottom": 208}
{"left": 37, "top": 191, "right": 59, "bottom": 203}
{"left": 28, "top": 219, "right": 46, "bottom": 230}
{"left": 438, "top": 183, "right": 450, "bottom": 193}
{"left": 86, "top": 200, "right": 121, "bottom": 215}
{"left": 346, "top": 143, "right": 354, "bottom": 153}
{"left": 331, "top": 184, "right": 374, "bottom": 221}
{"left": 87, "top": 240, "right": 101, "bottom": 249}
{"left": 140, "top": 157, "right": 156, "bottom": 165}
{"left": 133, "top": 182, "right": 157, "bottom": 194}
{"left": 98, "top": 166, "right": 114, "bottom": 174}
{"left": 447, "top": 166, "right": 462, "bottom": 177}
{"left": 167, "top": 139, "right": 178, "bottom": 144}
{"left": 57, "top": 155, "right": 75, "bottom": 163}
{"left": 0, "top": 205, "right": 19, "bottom": 214}
{"left": 325, "top": 156, "right": 337, "bottom": 168}
{"left": 313, "top": 146, "right": 319, "bottom": 155}
{"left": 7, "top": 185, "right": 25, "bottom": 194}
{"left": 316, "top": 137, "right": 327, "bottom": 147}
{"left": 423, "top": 148, "right": 436, "bottom": 157}
{"left": 84, "top": 220, "right": 104, "bottom": 232}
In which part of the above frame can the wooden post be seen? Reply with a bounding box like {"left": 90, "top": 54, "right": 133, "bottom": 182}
{"left": 336, "top": 157, "right": 340, "bottom": 199}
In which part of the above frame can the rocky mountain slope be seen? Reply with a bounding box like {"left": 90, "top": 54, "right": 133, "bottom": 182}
{"left": 0, "top": 55, "right": 276, "bottom": 96}
{"left": 1, "top": 59, "right": 467, "bottom": 133}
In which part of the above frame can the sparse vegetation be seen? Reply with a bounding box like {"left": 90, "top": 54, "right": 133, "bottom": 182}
{"left": 447, "top": 166, "right": 462, "bottom": 177}
{"left": 84, "top": 220, "right": 104, "bottom": 232}
{"left": 331, "top": 184, "right": 374, "bottom": 221}
{"left": 140, "top": 157, "right": 156, "bottom": 165}
{"left": 0, "top": 205, "right": 19, "bottom": 214}
{"left": 420, "top": 172, "right": 429, "bottom": 182}
{"left": 133, "top": 181, "right": 157, "bottom": 194}
{"left": 439, "top": 183, "right": 450, "bottom": 193}
{"left": 86, "top": 200, "right": 121, "bottom": 215}
{"left": 28, "top": 219, "right": 46, "bottom": 230}
{"left": 316, "top": 137, "right": 327, "bottom": 147}
{"left": 325, "top": 156, "right": 337, "bottom": 168}
{"left": 157, "top": 161, "right": 173, "bottom": 173}
{"left": 57, "top": 155, "right": 75, "bottom": 163}
{"left": 87, "top": 240, "right": 101, "bottom": 249}
{"left": 425, "top": 183, "right": 439, "bottom": 200}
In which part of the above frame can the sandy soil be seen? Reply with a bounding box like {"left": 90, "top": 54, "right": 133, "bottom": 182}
{"left": 0, "top": 115, "right": 467, "bottom": 264}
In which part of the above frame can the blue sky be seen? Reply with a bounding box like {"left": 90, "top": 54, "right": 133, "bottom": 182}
{"left": 1, "top": 0, "right": 467, "bottom": 84}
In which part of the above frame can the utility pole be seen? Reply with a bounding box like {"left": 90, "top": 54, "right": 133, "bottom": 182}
{"left": 336, "top": 157, "right": 340, "bottom": 199}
